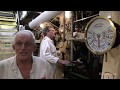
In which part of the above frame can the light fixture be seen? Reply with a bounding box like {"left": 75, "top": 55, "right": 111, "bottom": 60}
{"left": 60, "top": 29, "right": 63, "bottom": 33}
{"left": 107, "top": 15, "right": 111, "bottom": 19}
{"left": 40, "top": 23, "right": 45, "bottom": 29}
{"left": 65, "top": 11, "right": 71, "bottom": 18}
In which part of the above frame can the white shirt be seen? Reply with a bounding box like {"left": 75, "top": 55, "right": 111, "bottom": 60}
{"left": 39, "top": 36, "right": 59, "bottom": 79}
{"left": 0, "top": 55, "right": 47, "bottom": 79}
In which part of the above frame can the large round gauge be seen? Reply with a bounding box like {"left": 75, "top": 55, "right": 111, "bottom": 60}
{"left": 84, "top": 16, "right": 116, "bottom": 55}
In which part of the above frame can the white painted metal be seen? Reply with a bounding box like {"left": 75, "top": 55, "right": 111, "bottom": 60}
{"left": 29, "top": 11, "right": 63, "bottom": 29}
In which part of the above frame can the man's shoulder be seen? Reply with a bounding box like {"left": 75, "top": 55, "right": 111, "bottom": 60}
{"left": 33, "top": 56, "right": 46, "bottom": 63}
{"left": 33, "top": 56, "right": 48, "bottom": 68}
{"left": 0, "top": 56, "right": 15, "bottom": 63}
{"left": 0, "top": 56, "right": 15, "bottom": 67}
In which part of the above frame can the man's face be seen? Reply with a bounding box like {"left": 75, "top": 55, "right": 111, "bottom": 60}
{"left": 48, "top": 27, "right": 56, "bottom": 40}
{"left": 12, "top": 34, "right": 36, "bottom": 60}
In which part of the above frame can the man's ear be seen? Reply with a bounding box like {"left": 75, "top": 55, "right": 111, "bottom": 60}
{"left": 12, "top": 45, "right": 15, "bottom": 50}
{"left": 33, "top": 44, "right": 37, "bottom": 51}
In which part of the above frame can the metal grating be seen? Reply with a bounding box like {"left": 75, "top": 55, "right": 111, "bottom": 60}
{"left": 0, "top": 11, "right": 15, "bottom": 19}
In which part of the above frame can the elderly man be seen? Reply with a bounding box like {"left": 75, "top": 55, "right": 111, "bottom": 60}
{"left": 39, "top": 26, "right": 70, "bottom": 79}
{"left": 0, "top": 30, "right": 47, "bottom": 79}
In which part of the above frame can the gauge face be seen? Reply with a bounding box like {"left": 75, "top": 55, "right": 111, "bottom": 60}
{"left": 85, "top": 16, "right": 116, "bottom": 55}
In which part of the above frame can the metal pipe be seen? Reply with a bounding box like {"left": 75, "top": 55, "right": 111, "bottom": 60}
{"left": 47, "top": 21, "right": 59, "bottom": 29}
{"left": 70, "top": 11, "right": 74, "bottom": 62}
{"left": 74, "top": 14, "right": 99, "bottom": 23}
{"left": 29, "top": 11, "right": 63, "bottom": 29}
{"left": 63, "top": 11, "right": 65, "bottom": 42}
{"left": 17, "top": 11, "right": 20, "bottom": 31}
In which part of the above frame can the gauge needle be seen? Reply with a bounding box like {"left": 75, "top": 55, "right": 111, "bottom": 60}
{"left": 97, "top": 34, "right": 101, "bottom": 48}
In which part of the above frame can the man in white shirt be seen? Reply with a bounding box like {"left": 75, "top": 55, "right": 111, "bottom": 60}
{"left": 39, "top": 26, "right": 70, "bottom": 79}
{"left": 0, "top": 30, "right": 47, "bottom": 79}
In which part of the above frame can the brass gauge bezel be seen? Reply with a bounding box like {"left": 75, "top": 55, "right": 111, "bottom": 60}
{"left": 84, "top": 16, "right": 116, "bottom": 55}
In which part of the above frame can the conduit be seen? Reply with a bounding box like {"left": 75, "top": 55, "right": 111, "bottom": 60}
{"left": 29, "top": 11, "right": 63, "bottom": 29}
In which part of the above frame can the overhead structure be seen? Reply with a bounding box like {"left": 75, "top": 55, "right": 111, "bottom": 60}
{"left": 29, "top": 11, "right": 63, "bottom": 29}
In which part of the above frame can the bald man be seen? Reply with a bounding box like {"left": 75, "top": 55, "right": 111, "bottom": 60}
{"left": 0, "top": 30, "right": 47, "bottom": 79}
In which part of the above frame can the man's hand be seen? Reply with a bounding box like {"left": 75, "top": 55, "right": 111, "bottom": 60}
{"left": 57, "top": 59, "right": 70, "bottom": 65}
{"left": 57, "top": 59, "right": 70, "bottom": 68}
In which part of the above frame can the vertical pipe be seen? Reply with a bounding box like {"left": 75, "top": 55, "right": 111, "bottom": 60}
{"left": 70, "top": 11, "right": 74, "bottom": 62}
{"left": 81, "top": 11, "right": 83, "bottom": 19}
{"left": 63, "top": 11, "right": 65, "bottom": 42}
{"left": 76, "top": 11, "right": 77, "bottom": 20}
{"left": 17, "top": 11, "right": 20, "bottom": 31}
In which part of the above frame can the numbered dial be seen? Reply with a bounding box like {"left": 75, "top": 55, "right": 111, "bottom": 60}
{"left": 85, "top": 16, "right": 116, "bottom": 55}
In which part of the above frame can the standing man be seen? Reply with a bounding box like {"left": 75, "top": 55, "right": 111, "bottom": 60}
{"left": 0, "top": 30, "right": 47, "bottom": 79}
{"left": 39, "top": 26, "right": 70, "bottom": 79}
